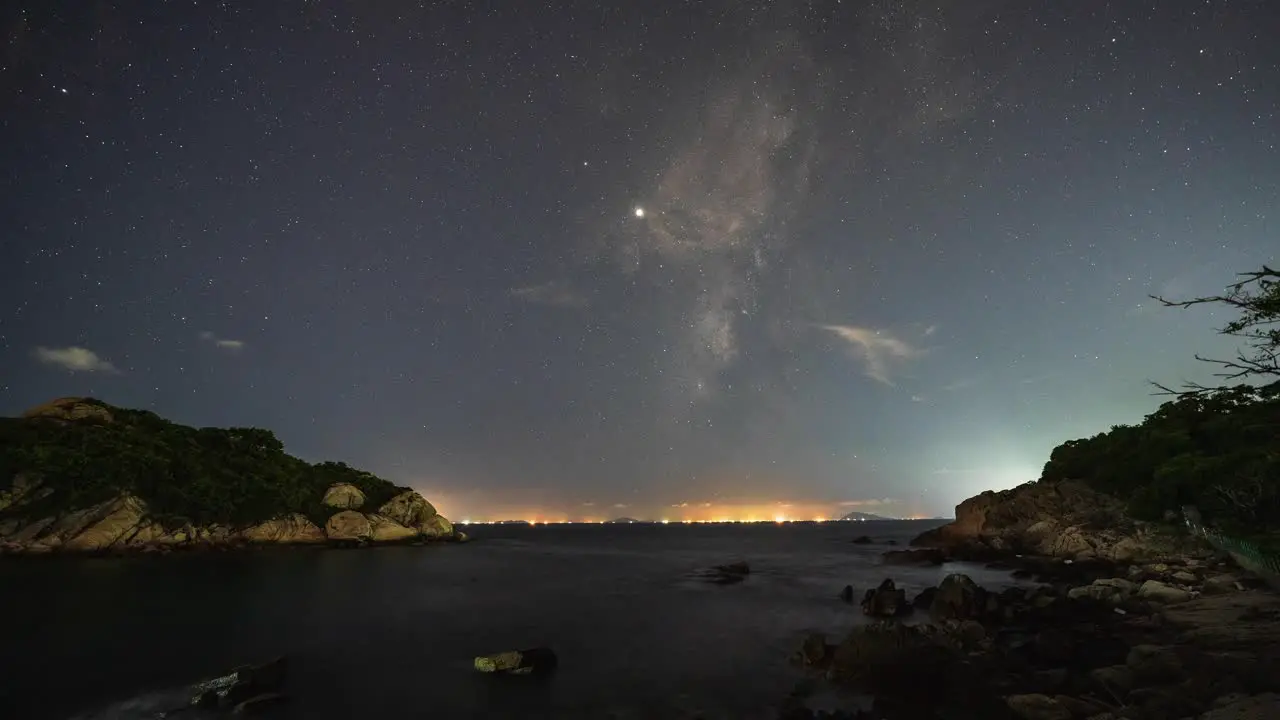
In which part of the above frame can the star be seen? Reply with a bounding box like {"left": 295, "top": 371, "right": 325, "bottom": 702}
{"left": 634, "top": 207, "right": 645, "bottom": 218}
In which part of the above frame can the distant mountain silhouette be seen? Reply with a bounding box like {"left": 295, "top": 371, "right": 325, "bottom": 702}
{"left": 839, "top": 510, "right": 896, "bottom": 521}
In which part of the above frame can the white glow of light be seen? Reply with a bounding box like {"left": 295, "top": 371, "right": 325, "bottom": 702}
{"left": 634, "top": 207, "right": 645, "bottom": 218}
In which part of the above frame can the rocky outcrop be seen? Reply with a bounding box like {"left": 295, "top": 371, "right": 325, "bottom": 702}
{"left": 321, "top": 482, "right": 366, "bottom": 510}
{"left": 242, "top": 514, "right": 326, "bottom": 544}
{"left": 324, "top": 510, "right": 373, "bottom": 542}
{"left": 21, "top": 397, "right": 115, "bottom": 424}
{"left": 0, "top": 397, "right": 460, "bottom": 555}
{"left": 377, "top": 490, "right": 454, "bottom": 537}
{"left": 368, "top": 513, "right": 418, "bottom": 542}
{"left": 909, "top": 480, "right": 1208, "bottom": 562}
{"left": 1, "top": 488, "right": 458, "bottom": 555}
{"left": 862, "top": 578, "right": 911, "bottom": 617}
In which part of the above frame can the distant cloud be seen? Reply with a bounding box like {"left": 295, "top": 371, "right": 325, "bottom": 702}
{"left": 923, "top": 324, "right": 938, "bottom": 336}
{"left": 838, "top": 498, "right": 895, "bottom": 507}
{"left": 581, "top": 502, "right": 597, "bottom": 507}
{"left": 943, "top": 378, "right": 978, "bottom": 392}
{"left": 200, "top": 331, "right": 245, "bottom": 351}
{"left": 612, "top": 503, "right": 629, "bottom": 509}
{"left": 510, "top": 281, "right": 587, "bottom": 309}
{"left": 820, "top": 324, "right": 924, "bottom": 386}
{"left": 33, "top": 346, "right": 119, "bottom": 373}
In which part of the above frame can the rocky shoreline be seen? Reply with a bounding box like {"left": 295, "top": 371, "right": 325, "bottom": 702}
{"left": 779, "top": 495, "right": 1280, "bottom": 720}
{"left": 0, "top": 479, "right": 466, "bottom": 557}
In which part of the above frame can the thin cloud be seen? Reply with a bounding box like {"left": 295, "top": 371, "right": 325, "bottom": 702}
{"left": 200, "top": 331, "right": 245, "bottom": 351}
{"left": 838, "top": 498, "right": 894, "bottom": 507}
{"left": 33, "top": 346, "right": 119, "bottom": 373}
{"left": 821, "top": 324, "right": 924, "bottom": 386}
{"left": 510, "top": 281, "right": 588, "bottom": 309}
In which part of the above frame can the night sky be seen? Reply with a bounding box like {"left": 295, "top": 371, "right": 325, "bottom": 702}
{"left": 2, "top": 2, "right": 1277, "bottom": 522}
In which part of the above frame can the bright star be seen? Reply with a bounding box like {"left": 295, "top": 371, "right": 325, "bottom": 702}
{"left": 634, "top": 207, "right": 645, "bottom": 218}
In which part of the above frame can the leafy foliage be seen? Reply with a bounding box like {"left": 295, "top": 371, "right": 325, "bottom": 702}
{"left": 0, "top": 400, "right": 409, "bottom": 528}
{"left": 1041, "top": 381, "right": 1280, "bottom": 533}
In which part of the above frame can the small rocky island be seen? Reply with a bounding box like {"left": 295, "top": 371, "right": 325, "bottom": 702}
{"left": 0, "top": 397, "right": 462, "bottom": 555}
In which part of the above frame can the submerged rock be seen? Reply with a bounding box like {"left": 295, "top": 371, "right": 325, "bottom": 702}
{"left": 474, "top": 647, "right": 558, "bottom": 675}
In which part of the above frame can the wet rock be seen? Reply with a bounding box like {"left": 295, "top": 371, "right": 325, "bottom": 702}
{"left": 826, "top": 621, "right": 954, "bottom": 691}
{"left": 474, "top": 647, "right": 558, "bottom": 675}
{"left": 882, "top": 548, "right": 946, "bottom": 566}
{"left": 851, "top": 535, "right": 873, "bottom": 545}
{"left": 839, "top": 584, "right": 854, "bottom": 603}
{"left": 912, "top": 586, "right": 938, "bottom": 610}
{"left": 930, "top": 573, "right": 988, "bottom": 622}
{"left": 796, "top": 633, "right": 832, "bottom": 668}
{"left": 1172, "top": 570, "right": 1199, "bottom": 584}
{"left": 861, "top": 578, "right": 910, "bottom": 618}
{"left": 1006, "top": 693, "right": 1072, "bottom": 720}
{"left": 1138, "top": 580, "right": 1192, "bottom": 604}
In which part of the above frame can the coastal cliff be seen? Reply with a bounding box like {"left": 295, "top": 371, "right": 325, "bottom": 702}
{"left": 909, "top": 479, "right": 1205, "bottom": 563}
{"left": 0, "top": 397, "right": 460, "bottom": 555}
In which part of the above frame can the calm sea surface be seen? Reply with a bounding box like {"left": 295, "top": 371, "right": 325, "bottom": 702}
{"left": 0, "top": 520, "right": 1027, "bottom": 719}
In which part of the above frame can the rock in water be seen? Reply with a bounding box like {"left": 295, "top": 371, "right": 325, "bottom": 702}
{"left": 851, "top": 535, "right": 873, "bottom": 544}
{"left": 882, "top": 548, "right": 945, "bottom": 566}
{"left": 861, "top": 578, "right": 910, "bottom": 617}
{"left": 930, "top": 573, "right": 988, "bottom": 622}
{"left": 474, "top": 647, "right": 558, "bottom": 675}
{"left": 840, "top": 584, "right": 855, "bottom": 603}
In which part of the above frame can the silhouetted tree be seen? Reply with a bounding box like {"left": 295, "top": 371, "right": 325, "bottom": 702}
{"left": 1152, "top": 265, "right": 1280, "bottom": 396}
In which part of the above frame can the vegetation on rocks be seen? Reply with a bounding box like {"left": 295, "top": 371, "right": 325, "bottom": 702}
{"left": 0, "top": 397, "right": 413, "bottom": 532}
{"left": 1040, "top": 266, "right": 1280, "bottom": 536}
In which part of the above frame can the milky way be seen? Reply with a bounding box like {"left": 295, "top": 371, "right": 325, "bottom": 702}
{"left": 1, "top": 1, "right": 1277, "bottom": 521}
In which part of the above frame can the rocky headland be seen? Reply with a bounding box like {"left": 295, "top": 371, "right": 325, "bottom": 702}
{"left": 782, "top": 479, "right": 1280, "bottom": 720}
{"left": 0, "top": 397, "right": 462, "bottom": 555}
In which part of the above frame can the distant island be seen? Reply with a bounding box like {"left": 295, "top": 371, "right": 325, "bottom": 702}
{"left": 838, "top": 510, "right": 897, "bottom": 521}
{"left": 0, "top": 397, "right": 461, "bottom": 555}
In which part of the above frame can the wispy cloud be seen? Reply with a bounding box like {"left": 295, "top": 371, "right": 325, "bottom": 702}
{"left": 838, "top": 498, "right": 895, "bottom": 507}
{"left": 200, "top": 331, "right": 245, "bottom": 351}
{"left": 32, "top": 346, "right": 119, "bottom": 373}
{"left": 820, "top": 324, "right": 924, "bottom": 386}
{"left": 510, "top": 281, "right": 587, "bottom": 309}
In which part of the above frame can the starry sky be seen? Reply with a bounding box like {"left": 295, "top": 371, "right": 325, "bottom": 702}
{"left": 1, "top": 1, "right": 1277, "bottom": 522}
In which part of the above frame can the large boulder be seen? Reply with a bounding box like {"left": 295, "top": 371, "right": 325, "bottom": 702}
{"left": 1138, "top": 580, "right": 1192, "bottom": 604}
{"left": 242, "top": 514, "right": 326, "bottom": 544}
{"left": 21, "top": 397, "right": 115, "bottom": 424}
{"left": 826, "top": 621, "right": 956, "bottom": 691}
{"left": 862, "top": 578, "right": 911, "bottom": 618}
{"left": 322, "top": 483, "right": 366, "bottom": 510}
{"left": 378, "top": 490, "right": 445, "bottom": 533}
{"left": 931, "top": 573, "right": 988, "bottom": 622}
{"left": 324, "top": 510, "right": 373, "bottom": 542}
{"left": 368, "top": 514, "right": 418, "bottom": 542}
